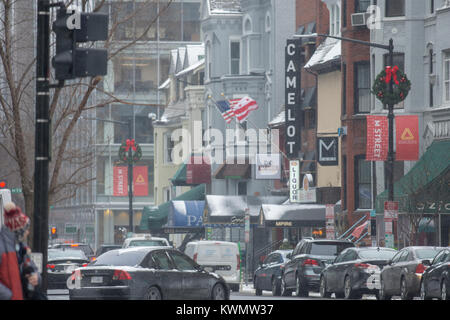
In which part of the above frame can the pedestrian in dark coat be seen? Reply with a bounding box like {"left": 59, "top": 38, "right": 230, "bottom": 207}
{"left": 0, "top": 202, "right": 46, "bottom": 300}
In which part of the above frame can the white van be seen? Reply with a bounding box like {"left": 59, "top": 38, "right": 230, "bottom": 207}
{"left": 0, "top": 189, "right": 12, "bottom": 226}
{"left": 122, "top": 233, "right": 170, "bottom": 248}
{"left": 184, "top": 240, "right": 241, "bottom": 292}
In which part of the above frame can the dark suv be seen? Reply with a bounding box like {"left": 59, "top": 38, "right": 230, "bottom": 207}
{"left": 281, "top": 238, "right": 355, "bottom": 296}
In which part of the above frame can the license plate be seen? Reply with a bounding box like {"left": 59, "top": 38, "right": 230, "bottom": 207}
{"left": 91, "top": 276, "right": 103, "bottom": 284}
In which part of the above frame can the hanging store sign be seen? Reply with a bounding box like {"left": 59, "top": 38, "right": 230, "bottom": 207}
{"left": 299, "top": 173, "right": 317, "bottom": 203}
{"left": 285, "top": 39, "right": 303, "bottom": 158}
{"left": 255, "top": 154, "right": 281, "bottom": 179}
{"left": 317, "top": 137, "right": 338, "bottom": 166}
{"left": 366, "top": 115, "right": 389, "bottom": 161}
{"left": 289, "top": 160, "right": 300, "bottom": 203}
{"left": 395, "top": 115, "right": 419, "bottom": 160}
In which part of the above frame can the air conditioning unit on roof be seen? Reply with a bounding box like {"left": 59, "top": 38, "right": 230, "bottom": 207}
{"left": 351, "top": 12, "right": 370, "bottom": 27}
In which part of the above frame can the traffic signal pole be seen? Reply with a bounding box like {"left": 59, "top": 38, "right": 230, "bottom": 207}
{"left": 34, "top": 0, "right": 51, "bottom": 290}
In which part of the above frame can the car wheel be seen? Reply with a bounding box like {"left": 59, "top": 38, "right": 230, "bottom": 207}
{"left": 272, "top": 277, "right": 281, "bottom": 296}
{"left": 280, "top": 276, "right": 292, "bottom": 297}
{"left": 378, "top": 277, "right": 391, "bottom": 300}
{"left": 254, "top": 278, "right": 262, "bottom": 296}
{"left": 441, "top": 279, "right": 449, "bottom": 301}
{"left": 400, "top": 277, "right": 412, "bottom": 300}
{"left": 146, "top": 286, "right": 162, "bottom": 300}
{"left": 211, "top": 283, "right": 227, "bottom": 300}
{"left": 344, "top": 275, "right": 362, "bottom": 300}
{"left": 420, "top": 280, "right": 431, "bottom": 300}
{"left": 295, "top": 275, "right": 308, "bottom": 297}
{"left": 319, "top": 276, "right": 331, "bottom": 299}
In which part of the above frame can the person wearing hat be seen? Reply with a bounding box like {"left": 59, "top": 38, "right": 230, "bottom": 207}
{"left": 0, "top": 202, "right": 44, "bottom": 300}
{"left": 279, "top": 238, "right": 293, "bottom": 250}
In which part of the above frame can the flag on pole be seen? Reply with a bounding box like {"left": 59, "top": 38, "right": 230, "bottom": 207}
{"left": 230, "top": 96, "right": 259, "bottom": 123}
{"left": 215, "top": 100, "right": 235, "bottom": 123}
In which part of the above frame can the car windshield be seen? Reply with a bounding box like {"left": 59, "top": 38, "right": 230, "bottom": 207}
{"left": 48, "top": 249, "right": 87, "bottom": 260}
{"left": 358, "top": 249, "right": 396, "bottom": 260}
{"left": 92, "top": 249, "right": 148, "bottom": 266}
{"left": 310, "top": 242, "right": 354, "bottom": 256}
{"left": 415, "top": 248, "right": 442, "bottom": 259}
{"left": 129, "top": 240, "right": 166, "bottom": 247}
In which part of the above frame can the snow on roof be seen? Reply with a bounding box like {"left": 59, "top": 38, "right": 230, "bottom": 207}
{"left": 304, "top": 37, "right": 341, "bottom": 70}
{"left": 158, "top": 78, "right": 171, "bottom": 90}
{"left": 261, "top": 203, "right": 326, "bottom": 221}
{"left": 184, "top": 44, "right": 205, "bottom": 68}
{"left": 205, "top": 195, "right": 287, "bottom": 217}
{"left": 176, "top": 58, "right": 205, "bottom": 78}
{"left": 160, "top": 100, "right": 188, "bottom": 122}
{"left": 208, "top": 0, "right": 241, "bottom": 15}
{"left": 268, "top": 109, "right": 285, "bottom": 127}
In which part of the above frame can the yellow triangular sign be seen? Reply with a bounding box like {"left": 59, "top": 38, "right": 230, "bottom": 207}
{"left": 135, "top": 174, "right": 145, "bottom": 183}
{"left": 401, "top": 128, "right": 414, "bottom": 140}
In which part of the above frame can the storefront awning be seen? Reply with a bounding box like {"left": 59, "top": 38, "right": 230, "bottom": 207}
{"left": 164, "top": 200, "right": 205, "bottom": 233}
{"left": 139, "top": 184, "right": 206, "bottom": 231}
{"left": 204, "top": 195, "right": 287, "bottom": 225}
{"left": 214, "top": 163, "right": 251, "bottom": 180}
{"left": 375, "top": 140, "right": 450, "bottom": 214}
{"left": 259, "top": 203, "right": 326, "bottom": 228}
{"left": 171, "top": 155, "right": 211, "bottom": 186}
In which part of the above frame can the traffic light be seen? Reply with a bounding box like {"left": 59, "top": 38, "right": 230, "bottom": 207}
{"left": 51, "top": 227, "right": 58, "bottom": 239}
{"left": 52, "top": 8, "right": 109, "bottom": 80}
{"left": 0, "top": 180, "right": 6, "bottom": 188}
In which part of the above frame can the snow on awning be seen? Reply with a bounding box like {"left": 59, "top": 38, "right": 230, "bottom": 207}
{"left": 259, "top": 203, "right": 326, "bottom": 227}
{"left": 158, "top": 78, "right": 171, "bottom": 90}
{"left": 176, "top": 59, "right": 205, "bottom": 78}
{"left": 304, "top": 37, "right": 341, "bottom": 71}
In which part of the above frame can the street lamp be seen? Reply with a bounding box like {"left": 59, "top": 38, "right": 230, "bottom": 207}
{"left": 293, "top": 33, "right": 396, "bottom": 202}
{"left": 81, "top": 116, "right": 135, "bottom": 234}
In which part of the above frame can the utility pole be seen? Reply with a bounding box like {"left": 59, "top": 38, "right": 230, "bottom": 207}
{"left": 33, "top": 0, "right": 51, "bottom": 289}
{"left": 128, "top": 119, "right": 134, "bottom": 234}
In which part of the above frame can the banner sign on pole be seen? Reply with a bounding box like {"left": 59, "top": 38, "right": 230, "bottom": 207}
{"left": 366, "top": 115, "right": 389, "bottom": 161}
{"left": 395, "top": 115, "right": 419, "bottom": 160}
{"left": 289, "top": 160, "right": 300, "bottom": 203}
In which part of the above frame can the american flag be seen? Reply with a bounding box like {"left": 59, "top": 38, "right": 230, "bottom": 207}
{"left": 230, "top": 96, "right": 259, "bottom": 123}
{"left": 215, "top": 100, "right": 235, "bottom": 123}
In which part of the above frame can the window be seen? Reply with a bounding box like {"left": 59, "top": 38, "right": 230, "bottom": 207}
{"left": 355, "top": 156, "right": 371, "bottom": 209}
{"left": 230, "top": 40, "right": 240, "bottom": 75}
{"left": 237, "top": 181, "right": 247, "bottom": 195}
{"left": 342, "top": 156, "right": 347, "bottom": 210}
{"left": 169, "top": 251, "right": 197, "bottom": 271}
{"left": 354, "top": 62, "right": 371, "bottom": 113}
{"left": 342, "top": 0, "right": 347, "bottom": 27}
{"left": 329, "top": 4, "right": 341, "bottom": 35}
{"left": 429, "top": 49, "right": 434, "bottom": 107}
{"left": 444, "top": 52, "right": 450, "bottom": 102}
{"left": 342, "top": 63, "right": 347, "bottom": 115}
{"left": 430, "top": 0, "right": 435, "bottom": 14}
{"left": 355, "top": 0, "right": 370, "bottom": 13}
{"left": 385, "top": 0, "right": 405, "bottom": 17}
{"left": 164, "top": 132, "right": 175, "bottom": 163}
{"left": 151, "top": 251, "right": 172, "bottom": 270}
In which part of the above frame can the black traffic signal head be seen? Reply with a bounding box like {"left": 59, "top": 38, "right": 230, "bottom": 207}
{"left": 52, "top": 8, "right": 109, "bottom": 81}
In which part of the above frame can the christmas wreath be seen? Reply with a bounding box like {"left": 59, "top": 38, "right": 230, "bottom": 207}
{"left": 118, "top": 139, "right": 142, "bottom": 164}
{"left": 372, "top": 66, "right": 411, "bottom": 106}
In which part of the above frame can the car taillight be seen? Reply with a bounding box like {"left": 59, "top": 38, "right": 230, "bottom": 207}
{"left": 81, "top": 263, "right": 88, "bottom": 267}
{"left": 237, "top": 254, "right": 240, "bottom": 270}
{"left": 47, "top": 264, "right": 55, "bottom": 269}
{"left": 354, "top": 263, "right": 371, "bottom": 269}
{"left": 303, "top": 259, "right": 319, "bottom": 266}
{"left": 193, "top": 253, "right": 198, "bottom": 262}
{"left": 112, "top": 270, "right": 132, "bottom": 281}
{"left": 415, "top": 263, "right": 426, "bottom": 274}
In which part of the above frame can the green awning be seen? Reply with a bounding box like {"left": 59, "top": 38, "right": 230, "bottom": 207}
{"left": 139, "top": 184, "right": 206, "bottom": 231}
{"left": 171, "top": 163, "right": 188, "bottom": 186}
{"left": 375, "top": 140, "right": 450, "bottom": 213}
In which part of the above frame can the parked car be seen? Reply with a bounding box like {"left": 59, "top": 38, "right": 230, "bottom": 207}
{"left": 320, "top": 247, "right": 397, "bottom": 299}
{"left": 420, "top": 248, "right": 450, "bottom": 300}
{"left": 53, "top": 243, "right": 95, "bottom": 261}
{"left": 184, "top": 240, "right": 241, "bottom": 292}
{"left": 68, "top": 247, "right": 229, "bottom": 300}
{"left": 94, "top": 244, "right": 122, "bottom": 258}
{"left": 378, "top": 246, "right": 445, "bottom": 300}
{"left": 47, "top": 249, "right": 89, "bottom": 289}
{"left": 281, "top": 239, "right": 355, "bottom": 297}
{"left": 254, "top": 250, "right": 292, "bottom": 296}
{"left": 122, "top": 234, "right": 170, "bottom": 248}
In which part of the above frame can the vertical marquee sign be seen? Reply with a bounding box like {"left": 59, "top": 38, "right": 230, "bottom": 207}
{"left": 285, "top": 39, "right": 303, "bottom": 158}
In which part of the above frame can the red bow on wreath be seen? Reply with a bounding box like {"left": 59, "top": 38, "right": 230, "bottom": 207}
{"left": 385, "top": 65, "right": 399, "bottom": 85}
{"left": 125, "top": 139, "right": 137, "bottom": 152}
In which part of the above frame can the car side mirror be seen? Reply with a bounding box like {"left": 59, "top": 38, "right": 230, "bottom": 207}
{"left": 421, "top": 259, "right": 431, "bottom": 266}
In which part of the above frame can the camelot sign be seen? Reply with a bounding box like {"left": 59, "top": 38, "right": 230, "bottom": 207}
{"left": 285, "top": 39, "right": 303, "bottom": 158}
